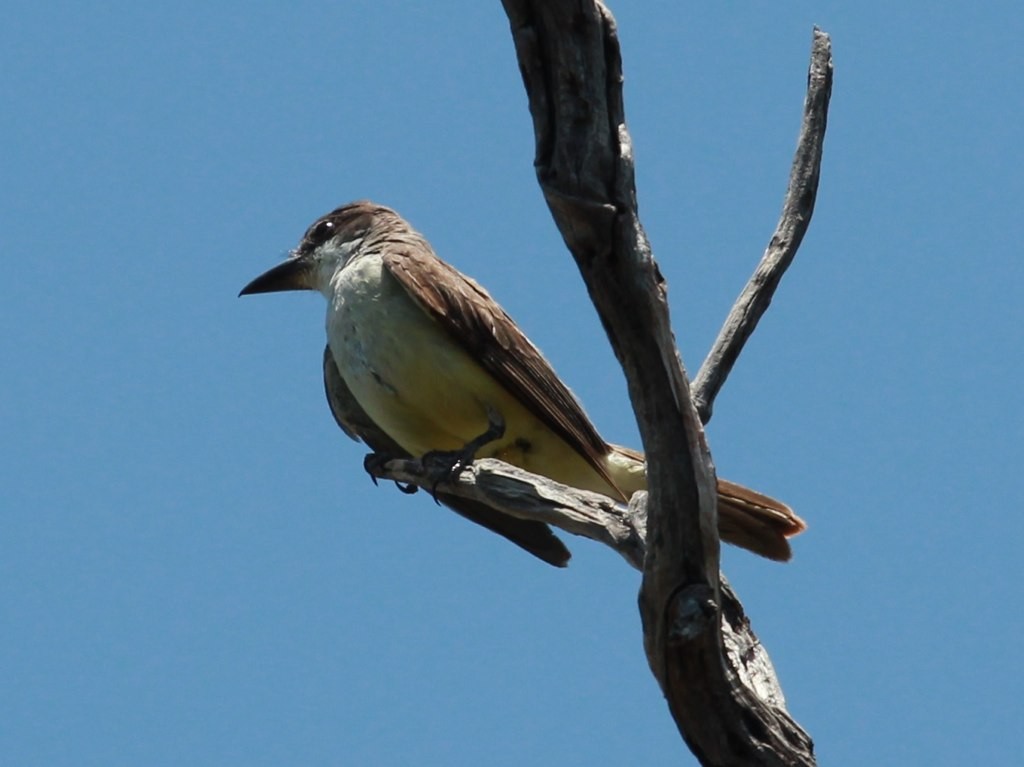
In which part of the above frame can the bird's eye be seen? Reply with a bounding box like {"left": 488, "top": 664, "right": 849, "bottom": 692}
{"left": 308, "top": 219, "right": 335, "bottom": 245}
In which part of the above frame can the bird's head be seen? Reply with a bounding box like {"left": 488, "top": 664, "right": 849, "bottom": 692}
{"left": 239, "top": 200, "right": 404, "bottom": 298}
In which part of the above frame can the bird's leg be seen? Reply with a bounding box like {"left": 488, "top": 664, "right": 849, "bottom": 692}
{"left": 363, "top": 452, "right": 418, "bottom": 494}
{"left": 420, "top": 406, "right": 506, "bottom": 502}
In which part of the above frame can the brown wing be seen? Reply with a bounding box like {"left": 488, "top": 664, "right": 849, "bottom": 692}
{"left": 381, "top": 245, "right": 622, "bottom": 494}
{"left": 322, "top": 345, "right": 571, "bottom": 567}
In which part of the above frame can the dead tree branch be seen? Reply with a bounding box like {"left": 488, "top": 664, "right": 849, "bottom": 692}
{"left": 372, "top": 457, "right": 648, "bottom": 569}
{"left": 494, "top": 1, "right": 826, "bottom": 764}
{"left": 693, "top": 29, "right": 833, "bottom": 424}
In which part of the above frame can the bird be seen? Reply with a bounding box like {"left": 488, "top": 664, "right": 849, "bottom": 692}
{"left": 240, "top": 201, "right": 806, "bottom": 566}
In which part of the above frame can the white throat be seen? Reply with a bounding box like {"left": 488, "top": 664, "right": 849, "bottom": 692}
{"left": 315, "top": 236, "right": 367, "bottom": 300}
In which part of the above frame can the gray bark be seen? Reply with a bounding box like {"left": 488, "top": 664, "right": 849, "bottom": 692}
{"left": 501, "top": 3, "right": 828, "bottom": 764}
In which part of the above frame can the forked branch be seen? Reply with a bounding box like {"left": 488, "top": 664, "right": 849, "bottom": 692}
{"left": 497, "top": 1, "right": 827, "bottom": 764}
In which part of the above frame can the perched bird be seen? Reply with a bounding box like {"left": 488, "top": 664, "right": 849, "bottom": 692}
{"left": 240, "top": 201, "right": 806, "bottom": 566}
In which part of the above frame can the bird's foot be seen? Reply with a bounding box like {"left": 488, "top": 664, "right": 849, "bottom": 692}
{"left": 419, "top": 407, "right": 506, "bottom": 503}
{"left": 362, "top": 452, "right": 418, "bottom": 495}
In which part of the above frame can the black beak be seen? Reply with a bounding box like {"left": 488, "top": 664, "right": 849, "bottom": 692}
{"left": 239, "top": 255, "right": 315, "bottom": 297}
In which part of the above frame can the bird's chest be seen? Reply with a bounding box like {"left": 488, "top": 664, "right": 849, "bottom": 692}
{"left": 323, "top": 255, "right": 500, "bottom": 455}
{"left": 326, "top": 257, "right": 411, "bottom": 392}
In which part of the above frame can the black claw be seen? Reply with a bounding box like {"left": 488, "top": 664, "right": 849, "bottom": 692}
{"left": 362, "top": 409, "right": 507, "bottom": 503}
{"left": 419, "top": 449, "right": 467, "bottom": 504}
{"left": 418, "top": 407, "right": 506, "bottom": 502}
{"left": 363, "top": 452, "right": 387, "bottom": 483}
{"left": 364, "top": 451, "right": 419, "bottom": 495}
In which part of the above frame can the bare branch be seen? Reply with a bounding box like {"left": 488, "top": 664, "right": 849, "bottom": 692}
{"left": 501, "top": 1, "right": 818, "bottom": 764}
{"left": 693, "top": 29, "right": 834, "bottom": 424}
{"left": 370, "top": 457, "right": 648, "bottom": 570}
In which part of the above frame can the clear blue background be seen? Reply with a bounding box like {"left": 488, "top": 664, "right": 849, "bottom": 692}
{"left": 3, "top": 2, "right": 1021, "bottom": 765}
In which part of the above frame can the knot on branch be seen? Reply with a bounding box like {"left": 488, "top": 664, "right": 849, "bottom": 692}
{"left": 668, "top": 584, "right": 718, "bottom": 644}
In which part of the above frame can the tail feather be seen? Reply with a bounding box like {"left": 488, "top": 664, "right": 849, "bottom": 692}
{"left": 606, "top": 445, "right": 806, "bottom": 561}
{"left": 716, "top": 479, "right": 806, "bottom": 561}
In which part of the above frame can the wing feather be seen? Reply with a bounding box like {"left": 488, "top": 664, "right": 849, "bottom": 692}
{"left": 380, "top": 243, "right": 620, "bottom": 494}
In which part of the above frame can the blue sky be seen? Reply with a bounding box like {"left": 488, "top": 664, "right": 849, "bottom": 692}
{"left": 3, "top": 2, "right": 1021, "bottom": 765}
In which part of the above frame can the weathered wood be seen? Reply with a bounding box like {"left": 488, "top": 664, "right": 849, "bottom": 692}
{"left": 693, "top": 29, "right": 834, "bottom": 425}
{"left": 371, "top": 457, "right": 647, "bottom": 569}
{"left": 496, "top": 2, "right": 824, "bottom": 764}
